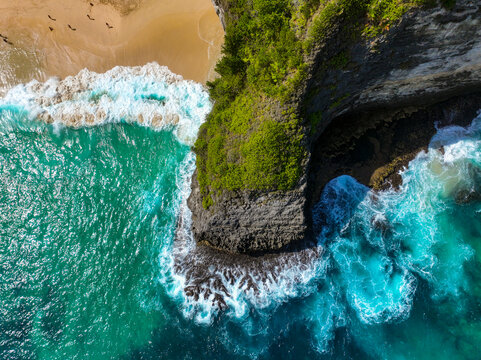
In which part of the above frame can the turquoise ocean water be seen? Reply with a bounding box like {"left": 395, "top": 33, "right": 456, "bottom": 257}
{"left": 1, "top": 64, "right": 481, "bottom": 359}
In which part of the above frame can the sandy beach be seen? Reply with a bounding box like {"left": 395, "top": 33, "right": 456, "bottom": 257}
{"left": 0, "top": 0, "right": 224, "bottom": 90}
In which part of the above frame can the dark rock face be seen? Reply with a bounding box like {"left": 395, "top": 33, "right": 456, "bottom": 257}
{"left": 189, "top": 0, "right": 481, "bottom": 254}
{"left": 308, "top": 93, "right": 481, "bottom": 207}
{"left": 306, "top": 1, "right": 481, "bottom": 123}
{"left": 188, "top": 170, "right": 309, "bottom": 254}
{"left": 306, "top": 0, "right": 481, "bottom": 205}
{"left": 210, "top": 0, "right": 228, "bottom": 29}
{"left": 174, "top": 206, "right": 322, "bottom": 311}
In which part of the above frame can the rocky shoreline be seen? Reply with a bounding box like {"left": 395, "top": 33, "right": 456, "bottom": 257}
{"left": 179, "top": 93, "right": 481, "bottom": 312}
{"left": 188, "top": 0, "right": 481, "bottom": 254}
{"left": 310, "top": 93, "right": 481, "bottom": 200}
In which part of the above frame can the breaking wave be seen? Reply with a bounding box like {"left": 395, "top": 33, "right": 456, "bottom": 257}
{"left": 1, "top": 63, "right": 481, "bottom": 359}
{"left": 168, "top": 111, "right": 481, "bottom": 358}
{"left": 0, "top": 62, "right": 211, "bottom": 145}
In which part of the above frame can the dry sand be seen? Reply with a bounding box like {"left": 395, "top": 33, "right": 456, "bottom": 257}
{"left": 0, "top": 0, "right": 224, "bottom": 90}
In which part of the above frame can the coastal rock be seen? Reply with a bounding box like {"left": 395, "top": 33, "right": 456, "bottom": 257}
{"left": 188, "top": 170, "right": 309, "bottom": 253}
{"left": 307, "top": 1, "right": 481, "bottom": 123}
{"left": 210, "top": 0, "right": 227, "bottom": 29}
{"left": 189, "top": 0, "right": 481, "bottom": 253}
{"left": 307, "top": 0, "right": 481, "bottom": 205}
{"left": 174, "top": 203, "right": 322, "bottom": 313}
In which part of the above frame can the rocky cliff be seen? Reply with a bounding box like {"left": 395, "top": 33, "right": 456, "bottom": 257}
{"left": 307, "top": 0, "right": 481, "bottom": 205}
{"left": 189, "top": 0, "right": 481, "bottom": 254}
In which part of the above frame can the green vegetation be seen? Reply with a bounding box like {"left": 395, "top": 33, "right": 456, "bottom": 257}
{"left": 195, "top": 0, "right": 447, "bottom": 208}
{"left": 195, "top": 0, "right": 309, "bottom": 208}
{"left": 328, "top": 51, "right": 350, "bottom": 69}
{"left": 305, "top": 0, "right": 367, "bottom": 50}
{"left": 309, "top": 111, "right": 323, "bottom": 135}
{"left": 363, "top": 0, "right": 436, "bottom": 38}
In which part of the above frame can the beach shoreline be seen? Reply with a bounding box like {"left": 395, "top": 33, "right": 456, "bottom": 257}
{"left": 0, "top": 0, "right": 224, "bottom": 90}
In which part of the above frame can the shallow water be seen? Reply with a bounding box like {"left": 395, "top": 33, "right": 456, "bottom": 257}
{"left": 1, "top": 65, "right": 481, "bottom": 359}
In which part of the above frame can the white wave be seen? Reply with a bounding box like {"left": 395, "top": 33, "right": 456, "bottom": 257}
{"left": 161, "top": 163, "right": 326, "bottom": 326}
{"left": 148, "top": 108, "right": 481, "bottom": 357}
{"left": 0, "top": 62, "right": 212, "bottom": 146}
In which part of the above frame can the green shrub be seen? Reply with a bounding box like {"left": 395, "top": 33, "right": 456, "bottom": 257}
{"left": 363, "top": 0, "right": 438, "bottom": 37}
{"left": 240, "top": 117, "right": 305, "bottom": 189}
{"left": 196, "top": 0, "right": 444, "bottom": 207}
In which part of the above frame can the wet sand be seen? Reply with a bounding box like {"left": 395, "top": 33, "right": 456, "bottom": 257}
{"left": 0, "top": 0, "right": 224, "bottom": 90}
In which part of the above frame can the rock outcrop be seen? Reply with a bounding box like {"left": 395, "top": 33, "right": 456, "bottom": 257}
{"left": 189, "top": 0, "right": 481, "bottom": 254}
{"left": 307, "top": 0, "right": 481, "bottom": 205}
{"left": 188, "top": 170, "right": 309, "bottom": 253}
{"left": 210, "top": 0, "right": 227, "bottom": 29}
{"left": 306, "top": 1, "right": 481, "bottom": 124}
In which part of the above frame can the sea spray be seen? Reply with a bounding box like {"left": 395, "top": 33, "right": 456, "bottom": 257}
{"left": 0, "top": 64, "right": 212, "bottom": 359}
{"left": 167, "top": 111, "right": 481, "bottom": 358}
{"left": 2, "top": 63, "right": 481, "bottom": 359}
{"left": 0, "top": 63, "right": 210, "bottom": 145}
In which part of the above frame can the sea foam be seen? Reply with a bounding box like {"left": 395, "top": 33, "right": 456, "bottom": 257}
{"left": 3, "top": 62, "right": 481, "bottom": 358}
{"left": 0, "top": 62, "right": 211, "bottom": 145}
{"left": 164, "top": 111, "right": 481, "bottom": 357}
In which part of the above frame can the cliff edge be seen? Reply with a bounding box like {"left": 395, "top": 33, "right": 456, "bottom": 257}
{"left": 189, "top": 0, "right": 481, "bottom": 253}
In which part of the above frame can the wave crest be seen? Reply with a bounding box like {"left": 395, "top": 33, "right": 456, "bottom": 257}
{"left": 0, "top": 62, "right": 211, "bottom": 145}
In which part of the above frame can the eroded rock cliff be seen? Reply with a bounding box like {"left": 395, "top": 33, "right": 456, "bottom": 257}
{"left": 307, "top": 0, "right": 481, "bottom": 205}
{"left": 189, "top": 0, "right": 481, "bottom": 253}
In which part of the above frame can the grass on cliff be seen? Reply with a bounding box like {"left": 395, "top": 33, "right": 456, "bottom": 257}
{"left": 195, "top": 0, "right": 442, "bottom": 209}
